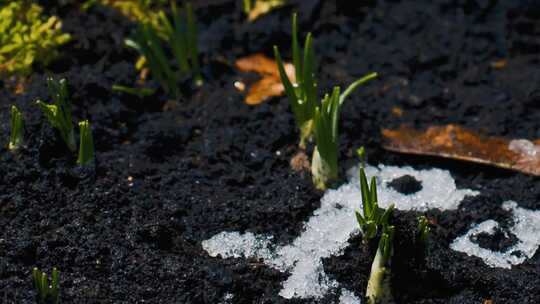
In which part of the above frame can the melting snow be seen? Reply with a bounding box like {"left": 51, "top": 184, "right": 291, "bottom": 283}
{"left": 451, "top": 201, "right": 540, "bottom": 269}
{"left": 202, "top": 164, "right": 479, "bottom": 301}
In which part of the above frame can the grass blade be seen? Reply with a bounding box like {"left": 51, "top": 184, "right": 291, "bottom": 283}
{"left": 339, "top": 72, "right": 377, "bottom": 105}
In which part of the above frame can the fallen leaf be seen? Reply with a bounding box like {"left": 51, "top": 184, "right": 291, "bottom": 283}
{"left": 290, "top": 150, "right": 310, "bottom": 173}
{"left": 14, "top": 79, "right": 26, "bottom": 95}
{"left": 382, "top": 124, "right": 540, "bottom": 176}
{"left": 247, "top": 0, "right": 286, "bottom": 22}
{"left": 391, "top": 107, "right": 403, "bottom": 117}
{"left": 490, "top": 59, "right": 507, "bottom": 69}
{"left": 235, "top": 53, "right": 295, "bottom": 105}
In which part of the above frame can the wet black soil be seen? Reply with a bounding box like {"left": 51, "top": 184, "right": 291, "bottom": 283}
{"left": 1, "top": 0, "right": 540, "bottom": 303}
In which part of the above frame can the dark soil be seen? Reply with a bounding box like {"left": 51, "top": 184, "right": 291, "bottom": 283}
{"left": 387, "top": 175, "right": 423, "bottom": 195}
{"left": 1, "top": 0, "right": 540, "bottom": 303}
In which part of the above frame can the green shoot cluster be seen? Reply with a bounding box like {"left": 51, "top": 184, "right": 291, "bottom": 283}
{"left": 417, "top": 215, "right": 430, "bottom": 242}
{"left": 311, "top": 75, "right": 377, "bottom": 190}
{"left": 9, "top": 105, "right": 24, "bottom": 151}
{"left": 126, "top": 2, "right": 202, "bottom": 97}
{"left": 355, "top": 168, "right": 395, "bottom": 242}
{"left": 0, "top": 1, "right": 70, "bottom": 77}
{"left": 274, "top": 13, "right": 317, "bottom": 148}
{"left": 274, "top": 13, "right": 376, "bottom": 189}
{"left": 366, "top": 223, "right": 394, "bottom": 304}
{"left": 311, "top": 87, "right": 339, "bottom": 190}
{"left": 355, "top": 167, "right": 395, "bottom": 304}
{"left": 34, "top": 77, "right": 96, "bottom": 165}
{"left": 36, "top": 78, "right": 76, "bottom": 151}
{"left": 32, "top": 267, "right": 60, "bottom": 304}
{"left": 77, "top": 120, "right": 95, "bottom": 166}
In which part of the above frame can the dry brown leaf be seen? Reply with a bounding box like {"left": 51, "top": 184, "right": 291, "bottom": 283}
{"left": 248, "top": 0, "right": 286, "bottom": 22}
{"left": 235, "top": 53, "right": 295, "bottom": 105}
{"left": 391, "top": 107, "right": 403, "bottom": 117}
{"left": 382, "top": 124, "right": 540, "bottom": 176}
{"left": 490, "top": 59, "right": 507, "bottom": 69}
{"left": 290, "top": 150, "right": 310, "bottom": 173}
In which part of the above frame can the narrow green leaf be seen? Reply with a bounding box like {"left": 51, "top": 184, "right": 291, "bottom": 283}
{"left": 142, "top": 24, "right": 176, "bottom": 83}
{"left": 51, "top": 268, "right": 59, "bottom": 304}
{"left": 360, "top": 168, "right": 370, "bottom": 215}
{"left": 170, "top": 3, "right": 190, "bottom": 73}
{"left": 380, "top": 204, "right": 394, "bottom": 227}
{"left": 292, "top": 12, "right": 302, "bottom": 85}
{"left": 32, "top": 268, "right": 41, "bottom": 296}
{"left": 112, "top": 85, "right": 155, "bottom": 98}
{"left": 369, "top": 176, "right": 378, "bottom": 207}
{"left": 125, "top": 39, "right": 143, "bottom": 53}
{"left": 40, "top": 272, "right": 47, "bottom": 302}
{"left": 274, "top": 46, "right": 303, "bottom": 124}
{"left": 329, "top": 86, "right": 340, "bottom": 141}
{"left": 339, "top": 72, "right": 377, "bottom": 105}
{"left": 77, "top": 120, "right": 95, "bottom": 166}
{"left": 9, "top": 105, "right": 24, "bottom": 150}
{"left": 382, "top": 225, "right": 395, "bottom": 263}
{"left": 186, "top": 2, "right": 203, "bottom": 85}
{"left": 355, "top": 210, "right": 366, "bottom": 226}
{"left": 302, "top": 33, "right": 317, "bottom": 118}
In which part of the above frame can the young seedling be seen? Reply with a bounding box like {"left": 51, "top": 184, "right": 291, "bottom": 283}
{"left": 354, "top": 166, "right": 395, "bottom": 303}
{"left": 159, "top": 2, "right": 202, "bottom": 86}
{"left": 32, "top": 267, "right": 60, "bottom": 304}
{"left": 356, "top": 146, "right": 366, "bottom": 168}
{"left": 417, "top": 215, "right": 430, "bottom": 242}
{"left": 274, "top": 13, "right": 317, "bottom": 148}
{"left": 125, "top": 2, "right": 202, "bottom": 97}
{"left": 355, "top": 167, "right": 395, "bottom": 241}
{"left": 366, "top": 221, "right": 395, "bottom": 304}
{"left": 311, "top": 74, "right": 377, "bottom": 190}
{"left": 36, "top": 78, "right": 76, "bottom": 151}
{"left": 9, "top": 105, "right": 24, "bottom": 151}
{"left": 126, "top": 22, "right": 179, "bottom": 97}
{"left": 77, "top": 120, "right": 95, "bottom": 166}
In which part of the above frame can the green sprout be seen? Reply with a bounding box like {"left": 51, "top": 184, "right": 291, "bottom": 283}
{"left": 417, "top": 215, "right": 430, "bottom": 242}
{"left": 36, "top": 78, "right": 76, "bottom": 151}
{"left": 366, "top": 222, "right": 395, "bottom": 304}
{"left": 356, "top": 146, "right": 366, "bottom": 168}
{"left": 32, "top": 267, "right": 60, "bottom": 304}
{"left": 274, "top": 13, "right": 377, "bottom": 153}
{"left": 9, "top": 105, "right": 24, "bottom": 151}
{"left": 274, "top": 13, "right": 317, "bottom": 148}
{"left": 311, "top": 87, "right": 339, "bottom": 190}
{"left": 354, "top": 166, "right": 395, "bottom": 304}
{"left": 311, "top": 74, "right": 377, "bottom": 190}
{"left": 0, "top": 2, "right": 71, "bottom": 77}
{"left": 77, "top": 120, "right": 95, "bottom": 166}
{"left": 125, "top": 2, "right": 202, "bottom": 97}
{"left": 355, "top": 168, "right": 395, "bottom": 241}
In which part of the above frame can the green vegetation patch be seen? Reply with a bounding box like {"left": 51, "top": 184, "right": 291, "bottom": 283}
{"left": 0, "top": 1, "right": 71, "bottom": 77}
